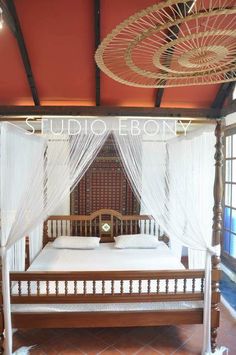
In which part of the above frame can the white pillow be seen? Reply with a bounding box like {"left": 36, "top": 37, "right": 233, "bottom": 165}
{"left": 52, "top": 236, "right": 100, "bottom": 249}
{"left": 114, "top": 234, "right": 160, "bottom": 249}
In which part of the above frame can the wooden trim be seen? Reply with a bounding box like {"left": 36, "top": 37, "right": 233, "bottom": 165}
{"left": 12, "top": 309, "right": 204, "bottom": 329}
{"left": 10, "top": 270, "right": 205, "bottom": 281}
{"left": 0, "top": 106, "right": 221, "bottom": 118}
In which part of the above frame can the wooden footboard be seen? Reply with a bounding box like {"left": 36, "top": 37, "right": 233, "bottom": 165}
{"left": 9, "top": 269, "right": 220, "bottom": 328}
{"left": 10, "top": 269, "right": 205, "bottom": 304}
{"left": 8, "top": 268, "right": 217, "bottom": 332}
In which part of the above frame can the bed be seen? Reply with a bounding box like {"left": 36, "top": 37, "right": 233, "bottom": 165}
{"left": 0, "top": 206, "right": 221, "bottom": 354}
{"left": 11, "top": 240, "right": 204, "bottom": 314}
{"left": 1, "top": 208, "right": 219, "bottom": 345}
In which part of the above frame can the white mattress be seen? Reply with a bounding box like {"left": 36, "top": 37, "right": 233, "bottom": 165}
{"left": 11, "top": 301, "right": 204, "bottom": 313}
{"left": 12, "top": 242, "right": 204, "bottom": 313}
{"left": 28, "top": 241, "right": 185, "bottom": 272}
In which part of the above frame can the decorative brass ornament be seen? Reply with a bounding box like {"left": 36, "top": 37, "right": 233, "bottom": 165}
{"left": 95, "top": 0, "right": 236, "bottom": 87}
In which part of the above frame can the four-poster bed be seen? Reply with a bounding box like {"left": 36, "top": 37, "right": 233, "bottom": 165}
{"left": 0, "top": 1, "right": 234, "bottom": 354}
{"left": 3, "top": 212, "right": 208, "bottom": 344}
{"left": 0, "top": 119, "right": 223, "bottom": 355}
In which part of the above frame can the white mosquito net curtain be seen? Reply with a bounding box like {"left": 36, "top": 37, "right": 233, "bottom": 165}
{"left": 0, "top": 119, "right": 225, "bottom": 355}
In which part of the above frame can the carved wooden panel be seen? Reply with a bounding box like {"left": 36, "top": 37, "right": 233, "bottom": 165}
{"left": 70, "top": 135, "right": 139, "bottom": 215}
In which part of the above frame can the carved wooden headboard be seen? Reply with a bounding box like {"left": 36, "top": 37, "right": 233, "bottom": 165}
{"left": 43, "top": 209, "right": 168, "bottom": 245}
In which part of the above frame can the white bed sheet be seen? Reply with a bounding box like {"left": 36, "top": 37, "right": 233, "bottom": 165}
{"left": 12, "top": 242, "right": 204, "bottom": 313}
{"left": 28, "top": 241, "right": 185, "bottom": 272}
{"left": 11, "top": 301, "right": 204, "bottom": 313}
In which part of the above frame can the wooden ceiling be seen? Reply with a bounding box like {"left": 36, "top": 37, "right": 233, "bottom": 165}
{"left": 0, "top": 0, "right": 235, "bottom": 118}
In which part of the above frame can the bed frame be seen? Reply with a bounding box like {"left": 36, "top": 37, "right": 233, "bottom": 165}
{"left": 0, "top": 121, "right": 223, "bottom": 354}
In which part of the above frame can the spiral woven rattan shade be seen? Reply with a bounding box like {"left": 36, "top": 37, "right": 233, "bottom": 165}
{"left": 95, "top": 0, "right": 236, "bottom": 87}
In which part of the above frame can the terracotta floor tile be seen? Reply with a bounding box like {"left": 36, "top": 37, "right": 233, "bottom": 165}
{"left": 99, "top": 346, "right": 123, "bottom": 354}
{"left": 135, "top": 345, "right": 164, "bottom": 354}
{"left": 58, "top": 348, "right": 84, "bottom": 355}
{"left": 40, "top": 349, "right": 58, "bottom": 355}
{"left": 178, "top": 336, "right": 202, "bottom": 354}
{"left": 128, "top": 327, "right": 160, "bottom": 345}
{"left": 29, "top": 349, "right": 47, "bottom": 355}
{"left": 112, "top": 333, "right": 144, "bottom": 353}
{"left": 73, "top": 336, "right": 108, "bottom": 355}
{"left": 42, "top": 339, "right": 79, "bottom": 354}
{"left": 97, "top": 328, "right": 131, "bottom": 346}
{"left": 61, "top": 330, "right": 91, "bottom": 347}
{"left": 150, "top": 331, "right": 184, "bottom": 353}
{"left": 172, "top": 346, "right": 200, "bottom": 355}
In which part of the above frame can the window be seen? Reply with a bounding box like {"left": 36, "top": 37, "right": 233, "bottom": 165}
{"left": 223, "top": 130, "right": 236, "bottom": 270}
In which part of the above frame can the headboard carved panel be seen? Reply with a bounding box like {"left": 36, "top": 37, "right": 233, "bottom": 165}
{"left": 43, "top": 209, "right": 168, "bottom": 246}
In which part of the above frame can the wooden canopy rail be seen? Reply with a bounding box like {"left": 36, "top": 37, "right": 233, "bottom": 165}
{"left": 0, "top": 121, "right": 223, "bottom": 354}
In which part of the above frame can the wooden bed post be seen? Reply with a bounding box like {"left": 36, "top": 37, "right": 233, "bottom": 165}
{"left": 0, "top": 308, "right": 3, "bottom": 355}
{"left": 0, "top": 281, "right": 4, "bottom": 354}
{"left": 211, "top": 119, "right": 223, "bottom": 352}
{"left": 43, "top": 220, "right": 49, "bottom": 247}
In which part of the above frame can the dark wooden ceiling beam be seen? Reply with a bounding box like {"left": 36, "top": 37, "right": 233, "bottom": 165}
{"left": 94, "top": 0, "right": 100, "bottom": 106}
{"left": 212, "top": 82, "right": 235, "bottom": 109}
{"left": 0, "top": 105, "right": 221, "bottom": 118}
{"left": 2, "top": 0, "right": 40, "bottom": 105}
{"left": 155, "top": 89, "right": 164, "bottom": 107}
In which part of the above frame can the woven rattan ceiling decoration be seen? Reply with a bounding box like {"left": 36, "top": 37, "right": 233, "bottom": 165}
{"left": 95, "top": 0, "right": 236, "bottom": 87}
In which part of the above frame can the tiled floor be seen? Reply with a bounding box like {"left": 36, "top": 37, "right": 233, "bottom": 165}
{"left": 12, "top": 305, "right": 236, "bottom": 355}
